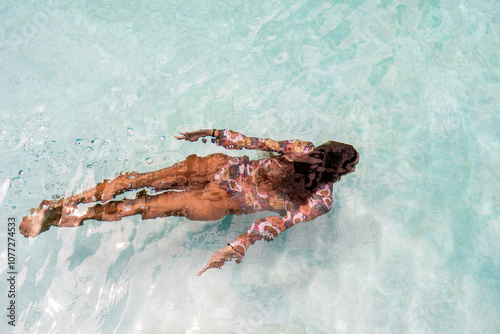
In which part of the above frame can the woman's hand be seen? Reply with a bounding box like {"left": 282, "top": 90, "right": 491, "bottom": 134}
{"left": 197, "top": 245, "right": 243, "bottom": 276}
{"left": 175, "top": 129, "right": 214, "bottom": 142}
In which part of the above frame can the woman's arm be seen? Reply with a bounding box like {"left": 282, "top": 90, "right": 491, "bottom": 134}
{"left": 176, "top": 129, "right": 315, "bottom": 154}
{"left": 197, "top": 183, "right": 333, "bottom": 275}
{"left": 216, "top": 129, "right": 315, "bottom": 154}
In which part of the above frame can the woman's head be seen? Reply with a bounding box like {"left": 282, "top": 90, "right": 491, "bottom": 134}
{"left": 309, "top": 141, "right": 359, "bottom": 182}
{"left": 276, "top": 140, "right": 359, "bottom": 205}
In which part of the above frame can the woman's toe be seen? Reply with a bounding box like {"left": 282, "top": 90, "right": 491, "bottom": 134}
{"left": 19, "top": 216, "right": 38, "bottom": 238}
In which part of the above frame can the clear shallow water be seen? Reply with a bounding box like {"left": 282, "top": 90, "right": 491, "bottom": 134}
{"left": 1, "top": 0, "right": 499, "bottom": 333}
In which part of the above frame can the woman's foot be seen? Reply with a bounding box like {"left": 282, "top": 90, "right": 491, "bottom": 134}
{"left": 19, "top": 200, "right": 62, "bottom": 238}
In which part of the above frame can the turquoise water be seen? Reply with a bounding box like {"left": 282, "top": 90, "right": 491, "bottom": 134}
{"left": 1, "top": 0, "right": 499, "bottom": 332}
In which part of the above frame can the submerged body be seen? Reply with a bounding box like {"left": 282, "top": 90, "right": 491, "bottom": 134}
{"left": 20, "top": 129, "right": 359, "bottom": 275}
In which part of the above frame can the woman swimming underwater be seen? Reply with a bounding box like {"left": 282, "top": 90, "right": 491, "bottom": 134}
{"left": 20, "top": 129, "right": 359, "bottom": 275}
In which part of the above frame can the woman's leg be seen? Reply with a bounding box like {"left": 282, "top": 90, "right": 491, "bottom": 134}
{"left": 64, "top": 153, "right": 231, "bottom": 205}
{"left": 90, "top": 184, "right": 241, "bottom": 221}
{"left": 20, "top": 183, "right": 244, "bottom": 236}
{"left": 20, "top": 153, "right": 232, "bottom": 237}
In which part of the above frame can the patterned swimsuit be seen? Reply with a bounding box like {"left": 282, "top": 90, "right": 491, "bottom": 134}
{"left": 212, "top": 130, "right": 334, "bottom": 255}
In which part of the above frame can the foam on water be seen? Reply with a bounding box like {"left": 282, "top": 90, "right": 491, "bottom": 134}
{"left": 1, "top": 0, "right": 499, "bottom": 333}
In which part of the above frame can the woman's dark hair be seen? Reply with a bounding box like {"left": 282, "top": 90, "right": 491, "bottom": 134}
{"left": 274, "top": 141, "right": 359, "bottom": 205}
